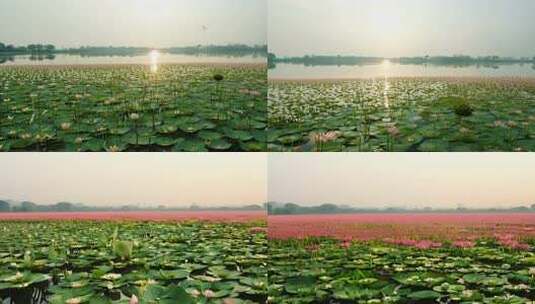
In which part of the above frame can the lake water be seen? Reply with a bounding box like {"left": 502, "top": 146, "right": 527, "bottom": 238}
{"left": 269, "top": 62, "right": 535, "bottom": 79}
{"left": 0, "top": 53, "right": 266, "bottom": 66}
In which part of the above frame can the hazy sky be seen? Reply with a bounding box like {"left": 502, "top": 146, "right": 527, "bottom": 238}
{"left": 0, "top": 0, "right": 266, "bottom": 48}
{"left": 269, "top": 0, "right": 535, "bottom": 57}
{"left": 269, "top": 153, "right": 535, "bottom": 209}
{"left": 0, "top": 153, "right": 267, "bottom": 207}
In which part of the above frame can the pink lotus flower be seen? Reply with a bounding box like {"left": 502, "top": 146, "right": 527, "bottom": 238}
{"left": 414, "top": 240, "right": 441, "bottom": 249}
{"left": 305, "top": 244, "right": 320, "bottom": 252}
{"left": 452, "top": 240, "right": 475, "bottom": 248}
{"left": 129, "top": 295, "right": 138, "bottom": 304}
{"left": 499, "top": 239, "right": 530, "bottom": 250}
{"left": 310, "top": 131, "right": 340, "bottom": 144}
{"left": 249, "top": 227, "right": 268, "bottom": 234}
{"left": 340, "top": 240, "right": 351, "bottom": 249}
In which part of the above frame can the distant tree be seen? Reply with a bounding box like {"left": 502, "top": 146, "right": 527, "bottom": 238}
{"left": 20, "top": 201, "right": 37, "bottom": 212}
{"left": 0, "top": 42, "right": 5, "bottom": 51}
{"left": 45, "top": 44, "right": 55, "bottom": 52}
{"left": 317, "top": 203, "right": 338, "bottom": 213}
{"left": 268, "top": 53, "right": 276, "bottom": 69}
{"left": 54, "top": 202, "right": 73, "bottom": 212}
{"left": 121, "top": 205, "right": 139, "bottom": 211}
{"left": 456, "top": 206, "right": 468, "bottom": 212}
{"left": 265, "top": 203, "right": 272, "bottom": 214}
{"left": 0, "top": 200, "right": 10, "bottom": 212}
{"left": 6, "top": 45, "right": 14, "bottom": 51}
{"left": 531, "top": 204, "right": 535, "bottom": 210}
{"left": 282, "top": 203, "right": 299, "bottom": 214}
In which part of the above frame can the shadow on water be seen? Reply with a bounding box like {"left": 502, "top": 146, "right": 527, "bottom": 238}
{"left": 0, "top": 56, "right": 14, "bottom": 64}
{"left": 0, "top": 54, "right": 56, "bottom": 65}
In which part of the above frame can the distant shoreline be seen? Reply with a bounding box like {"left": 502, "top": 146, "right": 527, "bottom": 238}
{"left": 269, "top": 54, "right": 535, "bottom": 66}
{"left": 268, "top": 75, "right": 535, "bottom": 83}
{"left": 269, "top": 211, "right": 535, "bottom": 216}
{"left": 0, "top": 211, "right": 266, "bottom": 222}
{"left": 0, "top": 62, "right": 267, "bottom": 69}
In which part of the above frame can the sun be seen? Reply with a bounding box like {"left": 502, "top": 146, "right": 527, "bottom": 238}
{"left": 150, "top": 49, "right": 160, "bottom": 62}
{"left": 365, "top": 5, "right": 405, "bottom": 56}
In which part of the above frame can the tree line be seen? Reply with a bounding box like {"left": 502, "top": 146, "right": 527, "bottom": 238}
{"left": 267, "top": 202, "right": 535, "bottom": 215}
{"left": 168, "top": 44, "right": 267, "bottom": 57}
{"left": 268, "top": 53, "right": 535, "bottom": 68}
{"left": 0, "top": 200, "right": 264, "bottom": 212}
{"left": 0, "top": 42, "right": 55, "bottom": 54}
{"left": 1, "top": 42, "right": 266, "bottom": 57}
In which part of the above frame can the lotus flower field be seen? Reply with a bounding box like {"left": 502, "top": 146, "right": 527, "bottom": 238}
{"left": 0, "top": 64, "right": 267, "bottom": 152}
{"left": 268, "top": 78, "right": 535, "bottom": 152}
{"left": 268, "top": 214, "right": 535, "bottom": 303}
{"left": 0, "top": 211, "right": 266, "bottom": 223}
{"left": 0, "top": 213, "right": 267, "bottom": 304}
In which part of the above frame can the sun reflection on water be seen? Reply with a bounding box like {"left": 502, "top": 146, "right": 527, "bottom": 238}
{"left": 382, "top": 59, "right": 391, "bottom": 108}
{"left": 150, "top": 50, "right": 160, "bottom": 73}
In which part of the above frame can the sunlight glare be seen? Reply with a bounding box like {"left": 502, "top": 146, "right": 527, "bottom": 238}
{"left": 382, "top": 60, "right": 391, "bottom": 108}
{"left": 150, "top": 50, "right": 160, "bottom": 73}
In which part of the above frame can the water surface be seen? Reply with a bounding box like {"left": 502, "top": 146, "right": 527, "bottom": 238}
{"left": 0, "top": 53, "right": 266, "bottom": 66}
{"left": 269, "top": 61, "right": 535, "bottom": 79}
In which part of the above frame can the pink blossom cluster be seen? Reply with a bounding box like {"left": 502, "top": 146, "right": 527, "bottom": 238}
{"left": 269, "top": 213, "right": 535, "bottom": 250}
{"left": 249, "top": 227, "right": 268, "bottom": 234}
{"left": 452, "top": 240, "right": 476, "bottom": 248}
{"left": 495, "top": 233, "right": 531, "bottom": 250}
{"left": 385, "top": 239, "right": 442, "bottom": 249}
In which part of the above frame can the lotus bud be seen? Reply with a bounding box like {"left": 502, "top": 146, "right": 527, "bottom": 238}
{"left": 66, "top": 297, "right": 82, "bottom": 304}
{"left": 387, "top": 126, "right": 400, "bottom": 137}
{"left": 203, "top": 289, "right": 215, "bottom": 298}
{"left": 129, "top": 295, "right": 139, "bottom": 304}
{"left": 61, "top": 122, "right": 71, "bottom": 130}
{"left": 107, "top": 145, "right": 120, "bottom": 152}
